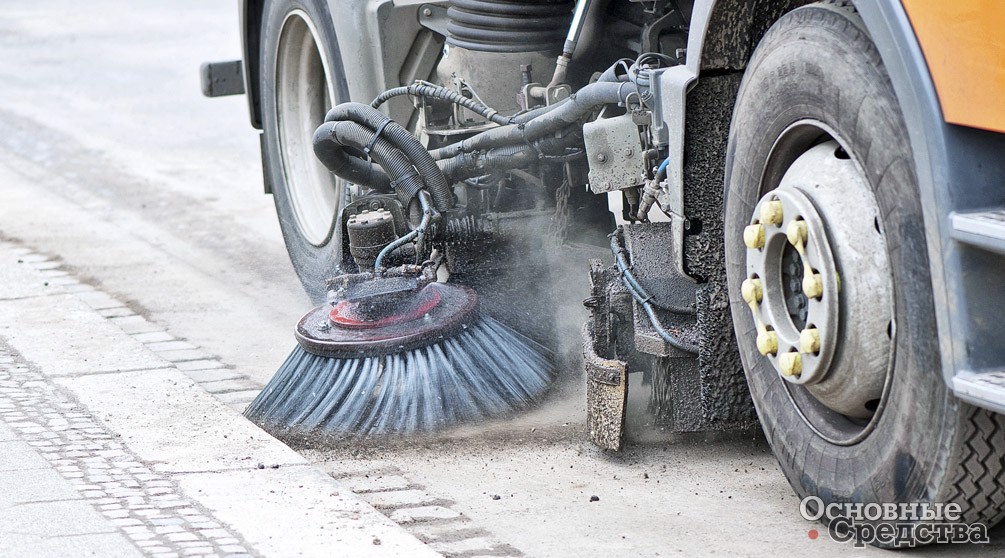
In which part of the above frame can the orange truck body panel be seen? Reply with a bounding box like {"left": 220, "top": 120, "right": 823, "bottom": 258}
{"left": 902, "top": 0, "right": 1005, "bottom": 134}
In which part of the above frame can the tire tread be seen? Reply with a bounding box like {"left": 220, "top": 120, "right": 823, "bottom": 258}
{"left": 943, "top": 405, "right": 1005, "bottom": 526}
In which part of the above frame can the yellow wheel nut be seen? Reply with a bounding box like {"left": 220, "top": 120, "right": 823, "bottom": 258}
{"left": 743, "top": 224, "right": 765, "bottom": 249}
{"left": 786, "top": 220, "right": 807, "bottom": 246}
{"left": 803, "top": 272, "right": 823, "bottom": 299}
{"left": 741, "top": 278, "right": 763, "bottom": 304}
{"left": 756, "top": 330, "right": 778, "bottom": 356}
{"left": 760, "top": 200, "right": 784, "bottom": 226}
{"left": 800, "top": 328, "right": 821, "bottom": 354}
{"left": 779, "top": 352, "right": 802, "bottom": 377}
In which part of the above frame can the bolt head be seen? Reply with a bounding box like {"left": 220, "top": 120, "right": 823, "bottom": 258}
{"left": 779, "top": 352, "right": 802, "bottom": 377}
{"left": 786, "top": 219, "right": 807, "bottom": 246}
{"left": 760, "top": 200, "right": 784, "bottom": 226}
{"left": 756, "top": 330, "right": 778, "bottom": 356}
{"left": 422, "top": 7, "right": 432, "bottom": 16}
{"left": 597, "top": 153, "right": 607, "bottom": 163}
{"left": 799, "top": 328, "right": 821, "bottom": 354}
{"left": 803, "top": 272, "right": 823, "bottom": 299}
{"left": 741, "top": 278, "right": 763, "bottom": 304}
{"left": 623, "top": 147, "right": 634, "bottom": 157}
{"left": 743, "top": 224, "right": 765, "bottom": 249}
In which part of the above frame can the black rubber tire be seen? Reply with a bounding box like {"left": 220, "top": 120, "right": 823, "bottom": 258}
{"left": 260, "top": 0, "right": 350, "bottom": 303}
{"left": 723, "top": 2, "right": 1005, "bottom": 546}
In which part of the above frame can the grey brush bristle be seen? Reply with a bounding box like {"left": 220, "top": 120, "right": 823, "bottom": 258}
{"left": 244, "top": 316, "right": 554, "bottom": 436}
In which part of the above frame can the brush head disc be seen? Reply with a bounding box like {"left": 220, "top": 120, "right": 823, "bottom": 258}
{"left": 295, "top": 282, "right": 479, "bottom": 357}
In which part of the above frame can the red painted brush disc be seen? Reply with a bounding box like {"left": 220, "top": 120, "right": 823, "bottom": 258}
{"left": 328, "top": 286, "right": 442, "bottom": 329}
{"left": 295, "top": 282, "right": 479, "bottom": 357}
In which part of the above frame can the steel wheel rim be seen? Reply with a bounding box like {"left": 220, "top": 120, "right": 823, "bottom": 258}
{"left": 744, "top": 120, "right": 897, "bottom": 446}
{"left": 275, "top": 10, "right": 341, "bottom": 247}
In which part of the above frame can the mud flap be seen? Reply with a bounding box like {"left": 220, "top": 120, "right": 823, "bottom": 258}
{"left": 584, "top": 322, "right": 628, "bottom": 451}
{"left": 583, "top": 258, "right": 632, "bottom": 450}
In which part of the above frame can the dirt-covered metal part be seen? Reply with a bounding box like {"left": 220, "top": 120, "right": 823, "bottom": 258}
{"left": 583, "top": 260, "right": 630, "bottom": 451}
{"left": 742, "top": 140, "right": 893, "bottom": 418}
{"left": 582, "top": 221, "right": 753, "bottom": 447}
{"left": 584, "top": 113, "right": 647, "bottom": 194}
{"left": 680, "top": 73, "right": 758, "bottom": 428}
{"left": 347, "top": 209, "right": 398, "bottom": 270}
{"left": 583, "top": 321, "right": 628, "bottom": 451}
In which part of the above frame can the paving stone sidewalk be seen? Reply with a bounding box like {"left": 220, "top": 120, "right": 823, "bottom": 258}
{"left": 0, "top": 346, "right": 246, "bottom": 557}
{"left": 0, "top": 241, "right": 440, "bottom": 558}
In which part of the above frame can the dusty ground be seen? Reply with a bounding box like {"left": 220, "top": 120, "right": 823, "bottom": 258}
{"left": 0, "top": 1, "right": 1002, "bottom": 556}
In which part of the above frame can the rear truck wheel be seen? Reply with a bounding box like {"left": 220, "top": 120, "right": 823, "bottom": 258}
{"left": 724, "top": 2, "right": 1005, "bottom": 546}
{"left": 260, "top": 0, "right": 349, "bottom": 302}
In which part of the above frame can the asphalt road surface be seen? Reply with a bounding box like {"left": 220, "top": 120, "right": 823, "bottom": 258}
{"left": 1, "top": 2, "right": 1001, "bottom": 556}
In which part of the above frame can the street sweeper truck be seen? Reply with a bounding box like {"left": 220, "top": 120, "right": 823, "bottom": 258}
{"left": 201, "top": 0, "right": 1005, "bottom": 546}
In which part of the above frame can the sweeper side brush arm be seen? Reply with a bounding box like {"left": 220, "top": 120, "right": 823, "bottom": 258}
{"left": 244, "top": 60, "right": 664, "bottom": 437}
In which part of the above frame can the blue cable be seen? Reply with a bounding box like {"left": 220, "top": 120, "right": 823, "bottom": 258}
{"left": 656, "top": 156, "right": 670, "bottom": 180}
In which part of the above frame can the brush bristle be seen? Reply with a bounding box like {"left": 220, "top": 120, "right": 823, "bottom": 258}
{"left": 244, "top": 316, "right": 554, "bottom": 435}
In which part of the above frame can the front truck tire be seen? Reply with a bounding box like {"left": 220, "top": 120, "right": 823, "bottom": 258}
{"left": 260, "top": 0, "right": 349, "bottom": 302}
{"left": 723, "top": 2, "right": 1005, "bottom": 546}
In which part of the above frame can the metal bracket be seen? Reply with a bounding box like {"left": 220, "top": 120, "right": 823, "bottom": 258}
{"left": 583, "top": 113, "right": 647, "bottom": 194}
{"left": 656, "top": 65, "right": 698, "bottom": 280}
{"left": 521, "top": 82, "right": 572, "bottom": 109}
{"left": 417, "top": 4, "right": 448, "bottom": 37}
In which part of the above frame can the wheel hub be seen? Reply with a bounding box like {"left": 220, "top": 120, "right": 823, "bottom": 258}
{"left": 276, "top": 9, "right": 340, "bottom": 246}
{"left": 742, "top": 141, "right": 894, "bottom": 418}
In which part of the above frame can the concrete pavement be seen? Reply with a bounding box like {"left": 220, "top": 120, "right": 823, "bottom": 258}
{"left": 0, "top": 242, "right": 438, "bottom": 558}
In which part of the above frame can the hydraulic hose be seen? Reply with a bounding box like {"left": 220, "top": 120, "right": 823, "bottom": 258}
{"left": 427, "top": 61, "right": 626, "bottom": 160}
{"left": 316, "top": 63, "right": 634, "bottom": 204}
{"left": 314, "top": 109, "right": 580, "bottom": 195}
{"left": 610, "top": 230, "right": 698, "bottom": 354}
{"left": 371, "top": 81, "right": 514, "bottom": 127}
{"left": 636, "top": 157, "right": 670, "bottom": 221}
{"left": 312, "top": 136, "right": 393, "bottom": 193}
{"left": 324, "top": 103, "right": 454, "bottom": 212}
{"left": 313, "top": 120, "right": 426, "bottom": 207}
{"left": 437, "top": 130, "right": 584, "bottom": 183}
{"left": 428, "top": 99, "right": 575, "bottom": 161}
{"left": 374, "top": 190, "right": 434, "bottom": 271}
{"left": 430, "top": 81, "right": 639, "bottom": 159}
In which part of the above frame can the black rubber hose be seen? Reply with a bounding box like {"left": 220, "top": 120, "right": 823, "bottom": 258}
{"left": 430, "top": 81, "right": 636, "bottom": 159}
{"left": 371, "top": 82, "right": 514, "bottom": 126}
{"left": 439, "top": 145, "right": 536, "bottom": 183}
{"left": 324, "top": 103, "right": 453, "bottom": 212}
{"left": 437, "top": 128, "right": 583, "bottom": 183}
{"left": 312, "top": 137, "right": 393, "bottom": 192}
{"left": 428, "top": 100, "right": 573, "bottom": 161}
{"left": 313, "top": 120, "right": 426, "bottom": 206}
{"left": 426, "top": 61, "right": 625, "bottom": 160}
